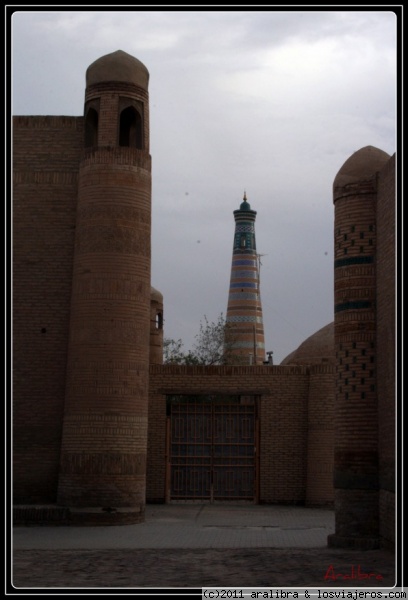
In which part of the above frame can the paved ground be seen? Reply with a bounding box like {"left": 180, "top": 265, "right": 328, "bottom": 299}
{"left": 11, "top": 504, "right": 397, "bottom": 591}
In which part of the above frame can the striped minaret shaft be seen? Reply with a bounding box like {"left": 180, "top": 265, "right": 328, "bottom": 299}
{"left": 225, "top": 193, "right": 265, "bottom": 365}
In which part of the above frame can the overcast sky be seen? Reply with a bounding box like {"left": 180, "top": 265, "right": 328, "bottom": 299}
{"left": 10, "top": 8, "right": 397, "bottom": 364}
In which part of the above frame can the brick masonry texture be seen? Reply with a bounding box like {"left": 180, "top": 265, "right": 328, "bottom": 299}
{"left": 328, "top": 148, "right": 396, "bottom": 549}
{"left": 13, "top": 117, "right": 395, "bottom": 540}
{"left": 376, "top": 155, "right": 396, "bottom": 545}
{"left": 12, "top": 53, "right": 395, "bottom": 543}
{"left": 57, "top": 74, "right": 152, "bottom": 514}
{"left": 13, "top": 116, "right": 82, "bottom": 503}
{"left": 147, "top": 364, "right": 334, "bottom": 506}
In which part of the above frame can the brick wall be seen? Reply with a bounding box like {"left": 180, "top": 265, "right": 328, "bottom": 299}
{"left": 13, "top": 116, "right": 83, "bottom": 502}
{"left": 306, "top": 364, "right": 335, "bottom": 506}
{"left": 258, "top": 370, "right": 309, "bottom": 504}
{"left": 147, "top": 364, "right": 333, "bottom": 505}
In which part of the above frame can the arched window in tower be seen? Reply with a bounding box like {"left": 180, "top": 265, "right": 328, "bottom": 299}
{"left": 119, "top": 106, "right": 143, "bottom": 148}
{"left": 156, "top": 311, "right": 163, "bottom": 330}
{"left": 241, "top": 233, "right": 253, "bottom": 249}
{"left": 84, "top": 108, "right": 99, "bottom": 147}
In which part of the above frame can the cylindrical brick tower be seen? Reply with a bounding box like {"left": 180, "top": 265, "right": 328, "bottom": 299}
{"left": 225, "top": 193, "right": 265, "bottom": 364}
{"left": 328, "top": 146, "right": 390, "bottom": 548}
{"left": 57, "top": 50, "right": 152, "bottom": 524}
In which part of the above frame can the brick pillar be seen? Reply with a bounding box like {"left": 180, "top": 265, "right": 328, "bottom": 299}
{"left": 328, "top": 146, "right": 390, "bottom": 548}
{"left": 57, "top": 51, "right": 151, "bottom": 524}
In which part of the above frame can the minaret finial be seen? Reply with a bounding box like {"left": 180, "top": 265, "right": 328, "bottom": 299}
{"left": 243, "top": 190, "right": 247, "bottom": 201}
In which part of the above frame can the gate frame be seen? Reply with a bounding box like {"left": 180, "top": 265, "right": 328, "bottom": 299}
{"left": 165, "top": 394, "right": 260, "bottom": 504}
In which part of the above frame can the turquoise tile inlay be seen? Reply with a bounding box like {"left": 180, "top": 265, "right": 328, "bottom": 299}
{"left": 232, "top": 259, "right": 257, "bottom": 267}
{"left": 230, "top": 270, "right": 257, "bottom": 279}
{"left": 230, "top": 282, "right": 258, "bottom": 289}
{"left": 335, "top": 301, "right": 372, "bottom": 312}
{"left": 335, "top": 256, "right": 374, "bottom": 268}
{"left": 231, "top": 341, "right": 265, "bottom": 349}
{"left": 226, "top": 316, "right": 263, "bottom": 323}
{"left": 228, "top": 292, "right": 258, "bottom": 301}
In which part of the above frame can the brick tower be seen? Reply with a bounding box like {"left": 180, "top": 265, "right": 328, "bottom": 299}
{"left": 328, "top": 146, "right": 391, "bottom": 548}
{"left": 57, "top": 50, "right": 152, "bottom": 524}
{"left": 225, "top": 193, "right": 265, "bottom": 364}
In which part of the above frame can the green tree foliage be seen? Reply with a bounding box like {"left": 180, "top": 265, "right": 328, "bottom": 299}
{"left": 163, "top": 313, "right": 239, "bottom": 365}
{"left": 162, "top": 338, "right": 198, "bottom": 365}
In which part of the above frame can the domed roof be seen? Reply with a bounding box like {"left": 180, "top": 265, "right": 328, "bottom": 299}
{"left": 240, "top": 200, "right": 251, "bottom": 210}
{"left": 86, "top": 50, "right": 149, "bottom": 90}
{"left": 240, "top": 193, "right": 251, "bottom": 210}
{"left": 150, "top": 286, "right": 163, "bottom": 303}
{"left": 333, "top": 146, "right": 390, "bottom": 190}
{"left": 238, "top": 192, "right": 253, "bottom": 211}
{"left": 280, "top": 322, "right": 334, "bottom": 366}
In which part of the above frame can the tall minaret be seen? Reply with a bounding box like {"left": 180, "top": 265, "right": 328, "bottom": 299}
{"left": 225, "top": 193, "right": 265, "bottom": 364}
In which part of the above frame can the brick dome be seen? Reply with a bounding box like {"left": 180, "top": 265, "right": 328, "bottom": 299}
{"left": 86, "top": 49, "right": 149, "bottom": 90}
{"left": 280, "top": 322, "right": 334, "bottom": 366}
{"left": 151, "top": 286, "right": 163, "bottom": 303}
{"left": 333, "top": 146, "right": 390, "bottom": 191}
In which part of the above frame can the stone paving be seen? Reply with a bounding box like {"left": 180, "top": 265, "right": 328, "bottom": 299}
{"left": 11, "top": 504, "right": 398, "bottom": 591}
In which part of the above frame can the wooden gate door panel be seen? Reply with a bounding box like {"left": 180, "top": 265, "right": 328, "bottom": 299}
{"left": 170, "top": 403, "right": 212, "bottom": 499}
{"left": 169, "top": 397, "right": 255, "bottom": 501}
{"left": 213, "top": 403, "right": 255, "bottom": 499}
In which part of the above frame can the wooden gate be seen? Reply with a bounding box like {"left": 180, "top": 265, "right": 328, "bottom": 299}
{"left": 167, "top": 395, "right": 257, "bottom": 502}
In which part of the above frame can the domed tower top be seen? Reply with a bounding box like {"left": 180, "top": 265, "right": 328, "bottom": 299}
{"left": 234, "top": 192, "right": 257, "bottom": 222}
{"left": 86, "top": 49, "right": 149, "bottom": 90}
{"left": 333, "top": 146, "right": 390, "bottom": 201}
{"left": 83, "top": 50, "right": 151, "bottom": 150}
{"left": 239, "top": 191, "right": 252, "bottom": 211}
{"left": 150, "top": 286, "right": 163, "bottom": 305}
